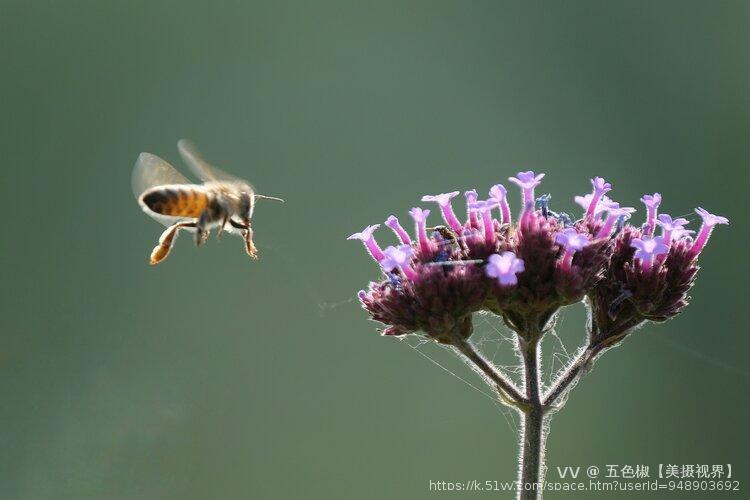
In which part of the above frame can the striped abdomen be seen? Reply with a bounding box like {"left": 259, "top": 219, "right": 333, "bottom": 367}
{"left": 141, "top": 185, "right": 208, "bottom": 217}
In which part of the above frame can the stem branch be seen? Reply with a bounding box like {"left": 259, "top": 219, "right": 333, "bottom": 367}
{"left": 451, "top": 335, "right": 526, "bottom": 406}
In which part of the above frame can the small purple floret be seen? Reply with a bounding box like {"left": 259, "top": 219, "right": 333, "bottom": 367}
{"left": 468, "top": 200, "right": 499, "bottom": 244}
{"left": 409, "top": 207, "right": 432, "bottom": 254}
{"left": 380, "top": 245, "right": 417, "bottom": 280}
{"left": 655, "top": 213, "right": 689, "bottom": 244}
{"left": 631, "top": 236, "right": 670, "bottom": 270}
{"left": 465, "top": 189, "right": 479, "bottom": 227}
{"left": 574, "top": 193, "right": 617, "bottom": 217}
{"left": 485, "top": 251, "right": 525, "bottom": 286}
{"left": 640, "top": 193, "right": 662, "bottom": 236}
{"left": 347, "top": 224, "right": 385, "bottom": 262}
{"left": 690, "top": 207, "right": 729, "bottom": 257}
{"left": 585, "top": 177, "right": 613, "bottom": 218}
{"left": 385, "top": 215, "right": 412, "bottom": 245}
{"left": 489, "top": 184, "right": 511, "bottom": 224}
{"left": 596, "top": 206, "right": 637, "bottom": 239}
{"left": 508, "top": 171, "right": 545, "bottom": 209}
{"left": 421, "top": 191, "right": 462, "bottom": 233}
{"left": 555, "top": 227, "right": 589, "bottom": 270}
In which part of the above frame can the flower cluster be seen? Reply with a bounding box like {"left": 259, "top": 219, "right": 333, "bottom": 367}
{"left": 351, "top": 172, "right": 728, "bottom": 344}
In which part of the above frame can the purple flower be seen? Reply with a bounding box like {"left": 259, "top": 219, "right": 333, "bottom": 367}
{"left": 489, "top": 184, "right": 511, "bottom": 224}
{"left": 468, "top": 199, "right": 499, "bottom": 244}
{"left": 409, "top": 207, "right": 432, "bottom": 254}
{"left": 655, "top": 214, "right": 689, "bottom": 244}
{"left": 380, "top": 245, "right": 417, "bottom": 280}
{"left": 584, "top": 177, "right": 613, "bottom": 218}
{"left": 672, "top": 227, "right": 696, "bottom": 241}
{"left": 348, "top": 224, "right": 385, "bottom": 262}
{"left": 508, "top": 171, "right": 545, "bottom": 209}
{"left": 640, "top": 193, "right": 662, "bottom": 236}
{"left": 596, "top": 206, "right": 637, "bottom": 238}
{"left": 689, "top": 207, "right": 729, "bottom": 257}
{"left": 631, "top": 236, "right": 670, "bottom": 270}
{"left": 485, "top": 251, "right": 525, "bottom": 286}
{"left": 465, "top": 189, "right": 479, "bottom": 227}
{"left": 574, "top": 193, "right": 617, "bottom": 217}
{"left": 385, "top": 215, "right": 412, "bottom": 245}
{"left": 555, "top": 227, "right": 590, "bottom": 270}
{"left": 421, "top": 191, "right": 462, "bottom": 233}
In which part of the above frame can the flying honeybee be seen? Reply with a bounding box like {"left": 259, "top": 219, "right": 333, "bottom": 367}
{"left": 132, "top": 139, "right": 283, "bottom": 265}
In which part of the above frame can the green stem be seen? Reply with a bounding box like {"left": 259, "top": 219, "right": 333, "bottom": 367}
{"left": 518, "top": 336, "right": 546, "bottom": 500}
{"left": 452, "top": 335, "right": 526, "bottom": 406}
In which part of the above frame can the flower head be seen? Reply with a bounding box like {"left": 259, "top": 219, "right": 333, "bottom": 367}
{"left": 486, "top": 251, "right": 525, "bottom": 286}
{"left": 355, "top": 176, "right": 726, "bottom": 344}
{"left": 421, "top": 191, "right": 462, "bottom": 232}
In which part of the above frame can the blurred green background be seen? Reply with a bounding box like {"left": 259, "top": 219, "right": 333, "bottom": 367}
{"left": 1, "top": 1, "right": 747, "bottom": 498}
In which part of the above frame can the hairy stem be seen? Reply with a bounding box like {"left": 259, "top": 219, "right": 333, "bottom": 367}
{"left": 519, "top": 407, "right": 546, "bottom": 500}
{"left": 518, "top": 336, "right": 546, "bottom": 500}
{"left": 451, "top": 335, "right": 526, "bottom": 406}
{"left": 543, "top": 331, "right": 629, "bottom": 408}
{"left": 543, "top": 346, "right": 595, "bottom": 408}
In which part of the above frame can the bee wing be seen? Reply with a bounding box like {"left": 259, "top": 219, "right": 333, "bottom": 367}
{"left": 132, "top": 152, "right": 192, "bottom": 199}
{"left": 177, "top": 139, "right": 246, "bottom": 184}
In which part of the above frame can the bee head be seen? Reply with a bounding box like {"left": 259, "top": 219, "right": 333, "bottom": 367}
{"left": 238, "top": 190, "right": 255, "bottom": 224}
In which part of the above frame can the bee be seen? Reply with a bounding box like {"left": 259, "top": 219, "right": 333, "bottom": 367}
{"left": 132, "top": 139, "right": 283, "bottom": 265}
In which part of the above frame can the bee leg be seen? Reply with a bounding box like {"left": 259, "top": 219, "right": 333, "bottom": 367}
{"left": 216, "top": 214, "right": 229, "bottom": 239}
{"left": 196, "top": 211, "right": 212, "bottom": 246}
{"left": 244, "top": 224, "right": 258, "bottom": 259}
{"left": 229, "top": 219, "right": 258, "bottom": 259}
{"left": 150, "top": 222, "right": 196, "bottom": 265}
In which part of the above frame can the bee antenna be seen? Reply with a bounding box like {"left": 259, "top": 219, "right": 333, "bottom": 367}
{"left": 255, "top": 194, "right": 285, "bottom": 203}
